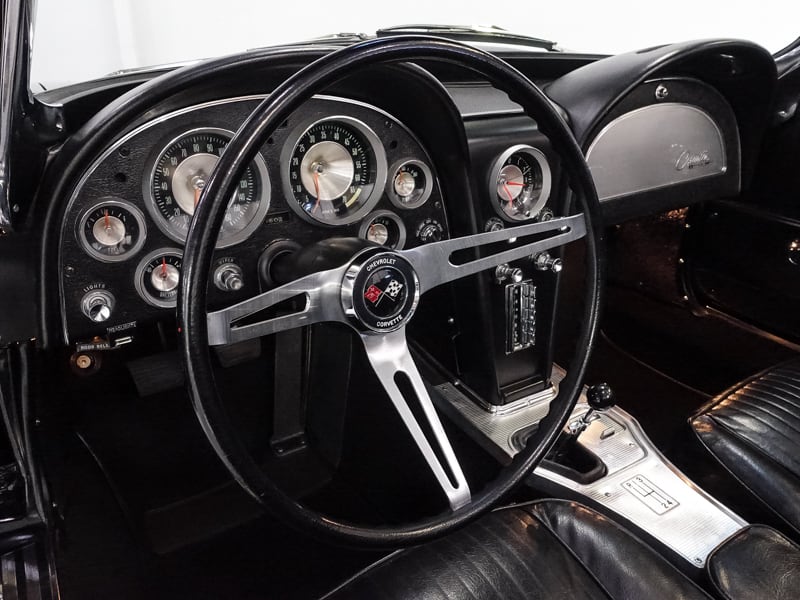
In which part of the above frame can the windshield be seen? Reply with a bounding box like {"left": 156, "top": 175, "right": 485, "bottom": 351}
{"left": 31, "top": 0, "right": 798, "bottom": 90}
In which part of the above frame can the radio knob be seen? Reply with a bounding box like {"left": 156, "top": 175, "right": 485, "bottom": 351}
{"left": 81, "top": 289, "right": 115, "bottom": 323}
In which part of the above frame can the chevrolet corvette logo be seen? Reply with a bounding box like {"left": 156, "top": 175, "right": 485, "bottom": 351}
{"left": 364, "top": 279, "right": 404, "bottom": 305}
{"left": 364, "top": 285, "right": 382, "bottom": 304}
{"left": 675, "top": 150, "right": 711, "bottom": 171}
{"left": 385, "top": 279, "right": 404, "bottom": 298}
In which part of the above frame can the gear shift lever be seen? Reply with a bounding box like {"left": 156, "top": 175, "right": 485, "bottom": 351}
{"left": 583, "top": 382, "right": 615, "bottom": 423}
{"left": 549, "top": 383, "right": 616, "bottom": 466}
{"left": 564, "top": 382, "right": 615, "bottom": 436}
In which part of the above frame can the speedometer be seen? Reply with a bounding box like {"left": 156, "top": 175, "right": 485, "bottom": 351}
{"left": 285, "top": 117, "right": 387, "bottom": 225}
{"left": 147, "top": 128, "right": 270, "bottom": 248}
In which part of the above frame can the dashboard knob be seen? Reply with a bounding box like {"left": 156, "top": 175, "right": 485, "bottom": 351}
{"left": 81, "top": 289, "right": 115, "bottom": 323}
{"left": 417, "top": 220, "right": 443, "bottom": 244}
{"left": 495, "top": 263, "right": 523, "bottom": 284}
{"left": 532, "top": 251, "right": 563, "bottom": 273}
{"left": 214, "top": 263, "right": 244, "bottom": 292}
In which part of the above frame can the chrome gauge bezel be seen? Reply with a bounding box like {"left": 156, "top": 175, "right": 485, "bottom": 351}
{"left": 488, "top": 144, "right": 552, "bottom": 222}
{"left": 76, "top": 197, "right": 147, "bottom": 263}
{"left": 281, "top": 115, "right": 388, "bottom": 227}
{"left": 358, "top": 210, "right": 407, "bottom": 250}
{"left": 144, "top": 127, "right": 271, "bottom": 248}
{"left": 387, "top": 159, "right": 434, "bottom": 210}
{"left": 134, "top": 247, "right": 183, "bottom": 308}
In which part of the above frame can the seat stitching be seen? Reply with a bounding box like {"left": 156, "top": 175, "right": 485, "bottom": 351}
{"left": 713, "top": 406, "right": 800, "bottom": 473}
{"left": 744, "top": 380, "right": 800, "bottom": 410}
{"left": 717, "top": 394, "right": 800, "bottom": 443}
{"left": 697, "top": 416, "right": 800, "bottom": 537}
{"left": 747, "top": 377, "right": 800, "bottom": 400}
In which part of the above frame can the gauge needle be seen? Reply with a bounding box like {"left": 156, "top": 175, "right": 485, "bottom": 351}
{"left": 194, "top": 187, "right": 202, "bottom": 207}
{"left": 161, "top": 257, "right": 167, "bottom": 279}
{"left": 503, "top": 183, "right": 515, "bottom": 204}
{"left": 104, "top": 209, "right": 110, "bottom": 230}
{"left": 506, "top": 181, "right": 525, "bottom": 186}
{"left": 312, "top": 172, "right": 321, "bottom": 213}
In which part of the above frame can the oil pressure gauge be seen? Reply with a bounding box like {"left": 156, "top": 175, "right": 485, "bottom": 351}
{"left": 489, "top": 145, "right": 552, "bottom": 221}
{"left": 78, "top": 198, "right": 146, "bottom": 262}
{"left": 135, "top": 248, "right": 182, "bottom": 308}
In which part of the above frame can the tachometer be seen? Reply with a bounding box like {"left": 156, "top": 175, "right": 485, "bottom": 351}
{"left": 147, "top": 128, "right": 270, "bottom": 247}
{"left": 489, "top": 145, "right": 552, "bottom": 221}
{"left": 285, "top": 117, "right": 387, "bottom": 225}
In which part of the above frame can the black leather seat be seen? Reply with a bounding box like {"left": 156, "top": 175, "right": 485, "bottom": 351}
{"left": 323, "top": 500, "right": 711, "bottom": 599}
{"left": 690, "top": 358, "right": 800, "bottom": 537}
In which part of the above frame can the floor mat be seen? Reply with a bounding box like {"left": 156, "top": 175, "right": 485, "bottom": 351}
{"left": 154, "top": 515, "right": 382, "bottom": 600}
{"left": 601, "top": 285, "right": 797, "bottom": 396}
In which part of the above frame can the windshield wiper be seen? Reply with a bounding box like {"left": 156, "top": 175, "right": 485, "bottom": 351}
{"left": 375, "top": 24, "right": 560, "bottom": 52}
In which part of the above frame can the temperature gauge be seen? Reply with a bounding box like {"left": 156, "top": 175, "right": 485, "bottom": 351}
{"left": 489, "top": 145, "right": 552, "bottom": 221}
{"left": 135, "top": 249, "right": 182, "bottom": 308}
{"left": 388, "top": 160, "right": 433, "bottom": 209}
{"left": 78, "top": 199, "right": 146, "bottom": 262}
{"left": 359, "top": 211, "right": 407, "bottom": 249}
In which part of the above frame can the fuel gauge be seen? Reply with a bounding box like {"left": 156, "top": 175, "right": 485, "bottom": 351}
{"left": 78, "top": 199, "right": 146, "bottom": 262}
{"left": 135, "top": 249, "right": 182, "bottom": 308}
{"left": 359, "top": 211, "right": 407, "bottom": 249}
{"left": 388, "top": 160, "right": 433, "bottom": 209}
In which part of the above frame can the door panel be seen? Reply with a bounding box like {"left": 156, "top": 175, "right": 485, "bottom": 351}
{"left": 688, "top": 201, "right": 800, "bottom": 340}
{"left": 686, "top": 49, "right": 800, "bottom": 341}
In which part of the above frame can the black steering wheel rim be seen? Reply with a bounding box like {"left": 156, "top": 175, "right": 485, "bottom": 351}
{"left": 178, "top": 35, "right": 605, "bottom": 548}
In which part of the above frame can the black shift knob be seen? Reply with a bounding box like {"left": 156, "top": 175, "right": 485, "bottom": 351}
{"left": 586, "top": 383, "right": 615, "bottom": 411}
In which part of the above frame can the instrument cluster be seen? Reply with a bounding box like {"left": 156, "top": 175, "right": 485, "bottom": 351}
{"left": 59, "top": 95, "right": 449, "bottom": 343}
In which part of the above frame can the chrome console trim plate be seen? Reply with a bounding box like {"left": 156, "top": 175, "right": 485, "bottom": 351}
{"left": 434, "top": 366, "right": 746, "bottom": 566}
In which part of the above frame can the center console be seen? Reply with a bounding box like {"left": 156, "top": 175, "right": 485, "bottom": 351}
{"left": 433, "top": 366, "right": 747, "bottom": 567}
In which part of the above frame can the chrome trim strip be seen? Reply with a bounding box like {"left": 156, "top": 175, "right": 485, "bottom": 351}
{"left": 0, "top": 0, "right": 25, "bottom": 229}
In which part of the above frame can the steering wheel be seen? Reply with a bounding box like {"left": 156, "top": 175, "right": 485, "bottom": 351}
{"left": 178, "top": 36, "right": 604, "bottom": 548}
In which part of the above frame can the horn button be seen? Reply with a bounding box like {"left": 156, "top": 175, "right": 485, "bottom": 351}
{"left": 342, "top": 251, "right": 420, "bottom": 333}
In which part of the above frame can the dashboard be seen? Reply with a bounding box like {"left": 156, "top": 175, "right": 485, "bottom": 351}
{"left": 58, "top": 93, "right": 559, "bottom": 345}
{"left": 38, "top": 39, "right": 777, "bottom": 409}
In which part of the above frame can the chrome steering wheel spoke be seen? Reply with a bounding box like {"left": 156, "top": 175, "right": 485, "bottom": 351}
{"left": 402, "top": 213, "right": 586, "bottom": 294}
{"left": 206, "top": 265, "right": 349, "bottom": 346}
{"left": 360, "top": 329, "right": 471, "bottom": 511}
